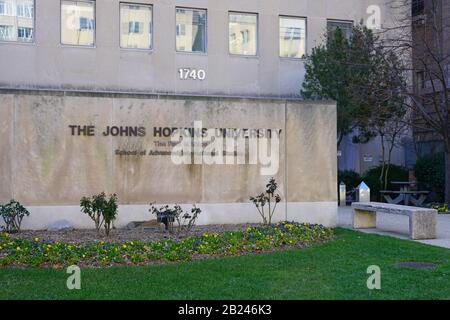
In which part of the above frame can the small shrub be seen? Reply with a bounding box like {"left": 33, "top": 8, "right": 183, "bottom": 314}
{"left": 250, "top": 178, "right": 281, "bottom": 225}
{"left": 149, "top": 203, "right": 201, "bottom": 235}
{"left": 80, "top": 193, "right": 118, "bottom": 236}
{"left": 0, "top": 200, "right": 30, "bottom": 233}
{"left": 102, "top": 194, "right": 118, "bottom": 236}
{"left": 429, "top": 203, "right": 449, "bottom": 214}
{"left": 338, "top": 170, "right": 361, "bottom": 191}
{"left": 175, "top": 205, "right": 201, "bottom": 234}
{"left": 415, "top": 152, "right": 445, "bottom": 202}
{"left": 80, "top": 194, "right": 103, "bottom": 232}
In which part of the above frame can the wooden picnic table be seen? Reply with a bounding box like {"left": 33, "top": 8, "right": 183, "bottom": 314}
{"left": 390, "top": 181, "right": 416, "bottom": 192}
{"left": 380, "top": 190, "right": 429, "bottom": 206}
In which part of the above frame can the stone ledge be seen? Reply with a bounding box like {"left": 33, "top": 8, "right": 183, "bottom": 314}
{"left": 352, "top": 202, "right": 437, "bottom": 217}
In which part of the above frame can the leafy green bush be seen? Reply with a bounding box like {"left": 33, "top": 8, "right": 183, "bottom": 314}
{"left": 0, "top": 200, "right": 30, "bottom": 233}
{"left": 362, "top": 165, "right": 408, "bottom": 201}
{"left": 429, "top": 203, "right": 449, "bottom": 214}
{"left": 80, "top": 193, "right": 118, "bottom": 236}
{"left": 0, "top": 222, "right": 334, "bottom": 268}
{"left": 149, "top": 204, "right": 201, "bottom": 235}
{"left": 250, "top": 178, "right": 281, "bottom": 225}
{"left": 338, "top": 170, "right": 361, "bottom": 191}
{"left": 415, "top": 152, "right": 445, "bottom": 202}
{"left": 102, "top": 194, "right": 118, "bottom": 236}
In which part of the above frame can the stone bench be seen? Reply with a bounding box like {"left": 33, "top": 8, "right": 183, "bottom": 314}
{"left": 351, "top": 202, "right": 437, "bottom": 240}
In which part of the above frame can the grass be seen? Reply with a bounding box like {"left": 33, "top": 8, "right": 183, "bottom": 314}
{"left": 1, "top": 228, "right": 450, "bottom": 300}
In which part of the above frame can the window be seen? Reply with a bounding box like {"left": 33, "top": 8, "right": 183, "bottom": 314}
{"left": 416, "top": 71, "right": 425, "bottom": 92}
{"left": 0, "top": 0, "right": 34, "bottom": 42}
{"left": 412, "top": 0, "right": 424, "bottom": 16}
{"left": 241, "top": 30, "right": 249, "bottom": 43}
{"left": 17, "top": 26, "right": 32, "bottom": 40}
{"left": 0, "top": 1, "right": 13, "bottom": 16}
{"left": 327, "top": 20, "right": 353, "bottom": 41}
{"left": 176, "top": 23, "right": 185, "bottom": 36}
{"left": 128, "top": 21, "right": 140, "bottom": 34}
{"left": 61, "top": 0, "right": 95, "bottom": 46}
{"left": 229, "top": 12, "right": 257, "bottom": 56}
{"left": 176, "top": 7, "right": 206, "bottom": 53}
{"left": 0, "top": 25, "right": 13, "bottom": 40}
{"left": 120, "top": 3, "right": 152, "bottom": 50}
{"left": 17, "top": 1, "right": 33, "bottom": 17}
{"left": 279, "top": 16, "right": 306, "bottom": 59}
{"left": 79, "top": 16, "right": 94, "bottom": 30}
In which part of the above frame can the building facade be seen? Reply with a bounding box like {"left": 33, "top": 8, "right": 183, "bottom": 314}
{"left": 0, "top": 0, "right": 395, "bottom": 97}
{"left": 411, "top": 0, "right": 450, "bottom": 156}
{"left": 0, "top": 0, "right": 399, "bottom": 229}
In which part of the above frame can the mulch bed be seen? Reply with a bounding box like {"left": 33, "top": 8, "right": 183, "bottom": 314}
{"left": 10, "top": 223, "right": 262, "bottom": 244}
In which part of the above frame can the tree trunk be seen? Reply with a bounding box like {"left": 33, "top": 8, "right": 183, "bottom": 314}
{"left": 379, "top": 134, "right": 386, "bottom": 202}
{"left": 337, "top": 132, "right": 344, "bottom": 148}
{"left": 445, "top": 150, "right": 450, "bottom": 204}
{"left": 385, "top": 142, "right": 395, "bottom": 192}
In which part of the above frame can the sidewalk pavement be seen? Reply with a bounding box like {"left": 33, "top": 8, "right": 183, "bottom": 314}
{"left": 338, "top": 206, "right": 450, "bottom": 249}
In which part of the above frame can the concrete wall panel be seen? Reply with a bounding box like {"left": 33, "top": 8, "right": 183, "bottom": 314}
{"left": 286, "top": 102, "right": 337, "bottom": 202}
{"left": 0, "top": 94, "right": 13, "bottom": 202}
{"left": 13, "top": 95, "right": 114, "bottom": 204}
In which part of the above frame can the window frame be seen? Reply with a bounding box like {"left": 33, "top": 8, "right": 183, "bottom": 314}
{"left": 415, "top": 70, "right": 425, "bottom": 92}
{"left": 0, "top": 0, "right": 36, "bottom": 44}
{"left": 278, "top": 15, "right": 307, "bottom": 60}
{"left": 412, "top": 0, "right": 425, "bottom": 17}
{"left": 16, "top": 1, "right": 34, "bottom": 18}
{"left": 60, "top": 0, "right": 96, "bottom": 48}
{"left": 119, "top": 2, "right": 153, "bottom": 51}
{"left": 228, "top": 11, "right": 259, "bottom": 58}
{"left": 326, "top": 19, "right": 354, "bottom": 41}
{"left": 175, "top": 6, "right": 208, "bottom": 55}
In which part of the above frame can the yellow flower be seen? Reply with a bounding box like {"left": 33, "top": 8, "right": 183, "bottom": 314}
{"left": 122, "top": 244, "right": 127, "bottom": 249}
{"left": 246, "top": 227, "right": 252, "bottom": 232}
{"left": 82, "top": 254, "right": 86, "bottom": 258}
{"left": 0, "top": 246, "right": 3, "bottom": 250}
{"left": 16, "top": 246, "right": 21, "bottom": 251}
{"left": 34, "top": 237, "right": 39, "bottom": 242}
{"left": 130, "top": 241, "right": 134, "bottom": 246}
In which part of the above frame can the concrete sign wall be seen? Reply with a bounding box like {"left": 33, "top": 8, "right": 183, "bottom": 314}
{"left": 0, "top": 90, "right": 337, "bottom": 229}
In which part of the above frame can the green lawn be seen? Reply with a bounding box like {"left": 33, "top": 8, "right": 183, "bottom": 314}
{"left": 1, "top": 228, "right": 450, "bottom": 300}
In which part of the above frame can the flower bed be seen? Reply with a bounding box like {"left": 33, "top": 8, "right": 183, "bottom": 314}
{"left": 430, "top": 203, "right": 449, "bottom": 214}
{"left": 0, "top": 222, "right": 334, "bottom": 268}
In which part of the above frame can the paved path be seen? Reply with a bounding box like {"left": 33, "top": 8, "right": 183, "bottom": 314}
{"left": 338, "top": 206, "right": 450, "bottom": 249}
